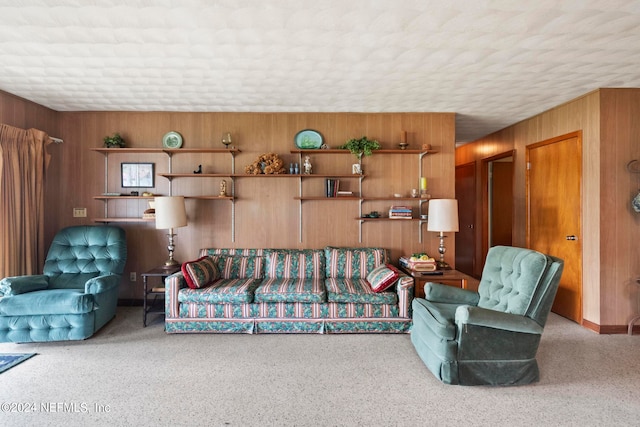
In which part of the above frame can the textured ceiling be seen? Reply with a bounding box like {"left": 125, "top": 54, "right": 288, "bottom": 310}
{"left": 1, "top": 0, "right": 640, "bottom": 143}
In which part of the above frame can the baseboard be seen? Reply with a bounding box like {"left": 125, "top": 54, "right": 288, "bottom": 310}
{"left": 582, "top": 318, "right": 640, "bottom": 334}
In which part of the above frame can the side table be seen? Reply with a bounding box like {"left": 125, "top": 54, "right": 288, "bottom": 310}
{"left": 142, "top": 266, "right": 180, "bottom": 327}
{"left": 398, "top": 267, "right": 479, "bottom": 299}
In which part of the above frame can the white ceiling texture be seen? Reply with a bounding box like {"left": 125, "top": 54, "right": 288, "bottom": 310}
{"left": 1, "top": 0, "right": 640, "bottom": 143}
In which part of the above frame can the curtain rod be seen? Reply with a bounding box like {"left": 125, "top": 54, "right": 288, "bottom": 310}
{"left": 49, "top": 136, "right": 63, "bottom": 144}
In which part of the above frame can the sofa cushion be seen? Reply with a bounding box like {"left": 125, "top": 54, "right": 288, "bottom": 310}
{"left": 264, "top": 249, "right": 325, "bottom": 279}
{"left": 255, "top": 278, "right": 326, "bottom": 303}
{"left": 211, "top": 256, "right": 264, "bottom": 279}
{"left": 324, "top": 246, "right": 388, "bottom": 279}
{"left": 178, "top": 278, "right": 261, "bottom": 304}
{"left": 0, "top": 289, "right": 96, "bottom": 316}
{"left": 182, "top": 256, "right": 220, "bottom": 289}
{"left": 367, "top": 264, "right": 400, "bottom": 293}
{"left": 325, "top": 278, "right": 398, "bottom": 304}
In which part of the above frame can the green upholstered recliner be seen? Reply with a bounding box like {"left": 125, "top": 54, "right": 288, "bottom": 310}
{"left": 0, "top": 225, "right": 126, "bottom": 343}
{"left": 410, "top": 245, "right": 563, "bottom": 386}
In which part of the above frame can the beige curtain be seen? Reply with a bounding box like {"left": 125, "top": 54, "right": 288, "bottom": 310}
{"left": 0, "top": 124, "right": 52, "bottom": 278}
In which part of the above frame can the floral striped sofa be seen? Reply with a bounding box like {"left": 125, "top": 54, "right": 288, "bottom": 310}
{"left": 165, "top": 247, "right": 414, "bottom": 334}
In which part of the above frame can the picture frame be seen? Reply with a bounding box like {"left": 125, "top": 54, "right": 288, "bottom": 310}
{"left": 121, "top": 162, "right": 155, "bottom": 188}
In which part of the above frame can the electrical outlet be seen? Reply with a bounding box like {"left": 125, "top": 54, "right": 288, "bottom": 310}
{"left": 73, "top": 208, "right": 87, "bottom": 218}
{"left": 129, "top": 272, "right": 136, "bottom": 282}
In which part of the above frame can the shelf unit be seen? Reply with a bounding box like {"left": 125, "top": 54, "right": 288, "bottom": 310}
{"left": 291, "top": 148, "right": 437, "bottom": 242}
{"left": 91, "top": 146, "right": 437, "bottom": 243}
{"left": 90, "top": 148, "right": 240, "bottom": 240}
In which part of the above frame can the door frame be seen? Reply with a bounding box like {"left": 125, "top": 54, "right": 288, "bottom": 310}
{"left": 455, "top": 161, "right": 477, "bottom": 277}
{"left": 481, "top": 150, "right": 515, "bottom": 264}
{"left": 525, "top": 130, "right": 583, "bottom": 323}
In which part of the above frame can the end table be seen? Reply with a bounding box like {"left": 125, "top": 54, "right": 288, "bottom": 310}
{"left": 142, "top": 266, "right": 180, "bottom": 327}
{"left": 398, "top": 266, "right": 478, "bottom": 299}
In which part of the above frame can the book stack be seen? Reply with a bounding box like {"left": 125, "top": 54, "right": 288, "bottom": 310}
{"left": 389, "top": 205, "right": 413, "bottom": 219}
{"left": 325, "top": 179, "right": 340, "bottom": 197}
{"left": 399, "top": 254, "right": 437, "bottom": 272}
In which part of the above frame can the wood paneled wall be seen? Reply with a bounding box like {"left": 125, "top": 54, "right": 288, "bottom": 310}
{"left": 599, "top": 89, "right": 640, "bottom": 328}
{"left": 0, "top": 90, "right": 59, "bottom": 137}
{"left": 47, "top": 111, "right": 454, "bottom": 299}
{"left": 457, "top": 89, "right": 640, "bottom": 330}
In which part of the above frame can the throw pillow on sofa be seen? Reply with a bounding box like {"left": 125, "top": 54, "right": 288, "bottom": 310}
{"left": 366, "top": 264, "right": 400, "bottom": 293}
{"left": 182, "top": 256, "right": 220, "bottom": 289}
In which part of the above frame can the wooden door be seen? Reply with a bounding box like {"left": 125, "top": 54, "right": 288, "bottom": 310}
{"left": 527, "top": 132, "right": 582, "bottom": 323}
{"left": 455, "top": 162, "right": 476, "bottom": 276}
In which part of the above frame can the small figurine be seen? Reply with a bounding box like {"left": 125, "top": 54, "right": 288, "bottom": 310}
{"left": 194, "top": 164, "right": 202, "bottom": 174}
{"left": 303, "top": 156, "right": 312, "bottom": 174}
{"left": 219, "top": 179, "right": 227, "bottom": 197}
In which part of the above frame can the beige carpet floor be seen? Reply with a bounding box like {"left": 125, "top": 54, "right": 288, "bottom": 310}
{"left": 1, "top": 307, "right": 639, "bottom": 427}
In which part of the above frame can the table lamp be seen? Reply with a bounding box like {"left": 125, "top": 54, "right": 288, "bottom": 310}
{"left": 427, "top": 199, "right": 459, "bottom": 270}
{"left": 155, "top": 196, "right": 188, "bottom": 268}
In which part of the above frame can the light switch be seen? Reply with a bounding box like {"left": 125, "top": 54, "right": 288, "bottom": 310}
{"left": 73, "top": 208, "right": 87, "bottom": 217}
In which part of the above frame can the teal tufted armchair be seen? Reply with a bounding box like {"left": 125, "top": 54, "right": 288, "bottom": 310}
{"left": 0, "top": 226, "right": 127, "bottom": 343}
{"left": 410, "top": 246, "right": 563, "bottom": 386}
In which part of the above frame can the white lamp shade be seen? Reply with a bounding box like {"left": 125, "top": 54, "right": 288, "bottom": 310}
{"left": 154, "top": 196, "right": 187, "bottom": 229}
{"left": 427, "top": 199, "right": 459, "bottom": 232}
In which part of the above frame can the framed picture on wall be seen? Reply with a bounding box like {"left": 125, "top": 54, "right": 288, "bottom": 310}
{"left": 121, "top": 162, "right": 155, "bottom": 188}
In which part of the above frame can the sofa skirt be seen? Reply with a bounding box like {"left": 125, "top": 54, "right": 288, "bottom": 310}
{"left": 165, "top": 301, "right": 410, "bottom": 333}
{"left": 165, "top": 317, "right": 411, "bottom": 334}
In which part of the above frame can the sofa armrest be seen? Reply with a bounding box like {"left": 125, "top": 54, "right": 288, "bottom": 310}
{"left": 455, "top": 305, "right": 543, "bottom": 335}
{"left": 0, "top": 275, "right": 50, "bottom": 296}
{"left": 424, "top": 282, "right": 480, "bottom": 305}
{"left": 85, "top": 274, "right": 121, "bottom": 294}
{"left": 165, "top": 271, "right": 188, "bottom": 318}
{"left": 396, "top": 274, "right": 414, "bottom": 318}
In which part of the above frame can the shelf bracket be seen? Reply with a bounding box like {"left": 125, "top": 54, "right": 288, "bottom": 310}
{"left": 167, "top": 152, "right": 174, "bottom": 196}
{"left": 103, "top": 154, "right": 109, "bottom": 218}
{"left": 298, "top": 152, "right": 303, "bottom": 242}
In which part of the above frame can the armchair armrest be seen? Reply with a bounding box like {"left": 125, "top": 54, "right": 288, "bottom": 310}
{"left": 165, "top": 271, "right": 187, "bottom": 318}
{"left": 424, "top": 282, "right": 480, "bottom": 305}
{"left": 395, "top": 274, "right": 414, "bottom": 318}
{"left": 455, "top": 305, "right": 543, "bottom": 335}
{"left": 0, "top": 275, "right": 49, "bottom": 296}
{"left": 85, "top": 274, "right": 121, "bottom": 294}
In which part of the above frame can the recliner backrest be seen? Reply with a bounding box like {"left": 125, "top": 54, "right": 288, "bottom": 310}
{"left": 43, "top": 226, "right": 127, "bottom": 289}
{"left": 477, "top": 246, "right": 554, "bottom": 318}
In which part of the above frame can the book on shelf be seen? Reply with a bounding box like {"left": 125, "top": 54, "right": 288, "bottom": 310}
{"left": 337, "top": 190, "right": 354, "bottom": 196}
{"left": 325, "top": 178, "right": 340, "bottom": 197}
{"left": 389, "top": 205, "right": 413, "bottom": 219}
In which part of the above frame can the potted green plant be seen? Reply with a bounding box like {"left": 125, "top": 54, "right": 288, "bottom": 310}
{"left": 338, "top": 136, "right": 381, "bottom": 158}
{"left": 103, "top": 133, "right": 126, "bottom": 148}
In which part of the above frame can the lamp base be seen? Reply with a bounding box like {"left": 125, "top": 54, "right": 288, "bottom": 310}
{"left": 162, "top": 259, "right": 180, "bottom": 269}
{"left": 436, "top": 260, "right": 452, "bottom": 270}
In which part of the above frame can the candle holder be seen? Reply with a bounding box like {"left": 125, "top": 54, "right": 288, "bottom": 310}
{"left": 420, "top": 177, "right": 429, "bottom": 198}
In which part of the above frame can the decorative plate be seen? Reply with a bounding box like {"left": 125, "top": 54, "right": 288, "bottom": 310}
{"left": 162, "top": 131, "right": 183, "bottom": 149}
{"left": 294, "top": 129, "right": 323, "bottom": 149}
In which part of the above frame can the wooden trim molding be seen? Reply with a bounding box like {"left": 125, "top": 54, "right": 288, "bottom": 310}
{"left": 581, "top": 318, "right": 640, "bottom": 334}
